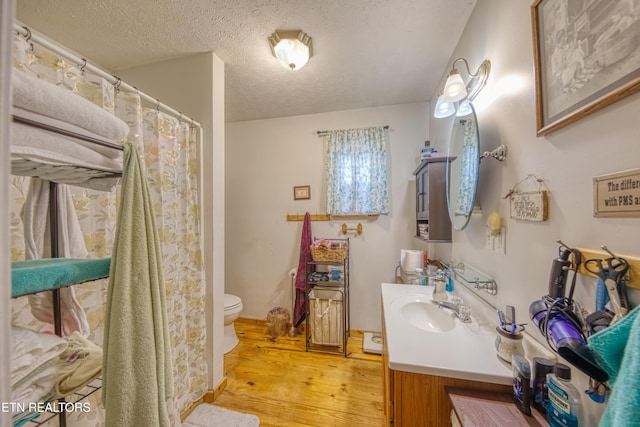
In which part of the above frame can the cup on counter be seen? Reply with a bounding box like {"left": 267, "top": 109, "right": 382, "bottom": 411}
{"left": 495, "top": 326, "right": 524, "bottom": 363}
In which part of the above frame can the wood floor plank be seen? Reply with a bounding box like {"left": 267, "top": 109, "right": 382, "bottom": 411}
{"left": 214, "top": 318, "right": 385, "bottom": 427}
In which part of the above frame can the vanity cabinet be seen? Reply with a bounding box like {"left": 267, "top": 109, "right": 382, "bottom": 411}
{"left": 383, "top": 357, "right": 511, "bottom": 426}
{"left": 413, "top": 157, "right": 451, "bottom": 242}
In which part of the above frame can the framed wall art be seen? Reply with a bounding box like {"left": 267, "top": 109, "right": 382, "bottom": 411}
{"left": 293, "top": 185, "right": 310, "bottom": 200}
{"left": 531, "top": 0, "right": 640, "bottom": 136}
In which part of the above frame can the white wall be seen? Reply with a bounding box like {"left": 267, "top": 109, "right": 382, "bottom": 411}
{"left": 226, "top": 103, "right": 429, "bottom": 331}
{"left": 118, "top": 53, "right": 226, "bottom": 391}
{"left": 429, "top": 1, "right": 640, "bottom": 424}
{"left": 0, "top": 0, "right": 14, "bottom": 424}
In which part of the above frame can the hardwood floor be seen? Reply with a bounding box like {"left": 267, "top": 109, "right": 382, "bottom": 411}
{"left": 212, "top": 318, "right": 385, "bottom": 427}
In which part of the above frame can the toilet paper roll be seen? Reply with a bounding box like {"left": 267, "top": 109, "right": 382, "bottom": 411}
{"left": 401, "top": 250, "right": 423, "bottom": 272}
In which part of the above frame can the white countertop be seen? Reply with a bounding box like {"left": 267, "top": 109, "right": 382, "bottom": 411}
{"left": 382, "top": 283, "right": 514, "bottom": 385}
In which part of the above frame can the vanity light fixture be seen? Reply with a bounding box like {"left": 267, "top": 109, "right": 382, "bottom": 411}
{"left": 434, "top": 58, "right": 491, "bottom": 118}
{"left": 268, "top": 30, "right": 313, "bottom": 71}
{"left": 433, "top": 93, "right": 456, "bottom": 118}
{"left": 442, "top": 58, "right": 491, "bottom": 102}
{"left": 456, "top": 99, "right": 473, "bottom": 117}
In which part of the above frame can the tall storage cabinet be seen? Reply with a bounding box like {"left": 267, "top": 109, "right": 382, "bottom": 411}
{"left": 305, "top": 238, "right": 350, "bottom": 356}
{"left": 413, "top": 157, "right": 451, "bottom": 243}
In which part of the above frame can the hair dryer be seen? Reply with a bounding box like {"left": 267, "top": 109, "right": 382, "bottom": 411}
{"left": 529, "top": 299, "right": 608, "bottom": 382}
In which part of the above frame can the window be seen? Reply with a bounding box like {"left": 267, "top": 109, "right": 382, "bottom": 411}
{"left": 325, "top": 126, "right": 389, "bottom": 215}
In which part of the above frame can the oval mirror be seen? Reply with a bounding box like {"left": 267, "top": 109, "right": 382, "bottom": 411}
{"left": 446, "top": 102, "right": 480, "bottom": 231}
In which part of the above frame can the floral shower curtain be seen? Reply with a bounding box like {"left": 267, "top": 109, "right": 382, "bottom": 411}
{"left": 10, "top": 34, "right": 207, "bottom": 426}
{"left": 325, "top": 126, "right": 390, "bottom": 215}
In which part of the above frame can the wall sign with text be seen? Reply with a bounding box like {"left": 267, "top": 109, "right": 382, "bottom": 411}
{"left": 509, "top": 191, "right": 548, "bottom": 222}
{"left": 593, "top": 169, "right": 640, "bottom": 218}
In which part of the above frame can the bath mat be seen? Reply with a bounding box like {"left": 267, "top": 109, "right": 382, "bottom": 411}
{"left": 183, "top": 404, "right": 260, "bottom": 427}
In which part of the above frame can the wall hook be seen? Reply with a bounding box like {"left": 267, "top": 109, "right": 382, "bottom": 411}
{"left": 112, "top": 76, "right": 122, "bottom": 93}
{"left": 557, "top": 239, "right": 571, "bottom": 251}
{"left": 79, "top": 58, "right": 87, "bottom": 75}
{"left": 601, "top": 245, "right": 623, "bottom": 262}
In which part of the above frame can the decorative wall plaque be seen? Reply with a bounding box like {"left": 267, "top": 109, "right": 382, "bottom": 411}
{"left": 509, "top": 191, "right": 548, "bottom": 222}
{"left": 593, "top": 168, "right": 640, "bottom": 218}
{"left": 505, "top": 174, "right": 549, "bottom": 222}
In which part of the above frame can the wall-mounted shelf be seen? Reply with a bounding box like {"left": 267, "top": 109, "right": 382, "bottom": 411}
{"left": 286, "top": 213, "right": 379, "bottom": 222}
{"left": 443, "top": 261, "right": 498, "bottom": 295}
{"left": 287, "top": 213, "right": 331, "bottom": 221}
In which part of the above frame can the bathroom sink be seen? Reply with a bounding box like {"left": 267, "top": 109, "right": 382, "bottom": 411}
{"left": 391, "top": 295, "right": 456, "bottom": 333}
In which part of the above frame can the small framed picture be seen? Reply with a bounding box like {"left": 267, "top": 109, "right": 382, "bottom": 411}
{"left": 293, "top": 185, "right": 310, "bottom": 200}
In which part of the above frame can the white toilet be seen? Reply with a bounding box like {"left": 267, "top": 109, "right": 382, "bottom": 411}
{"left": 223, "top": 294, "right": 243, "bottom": 354}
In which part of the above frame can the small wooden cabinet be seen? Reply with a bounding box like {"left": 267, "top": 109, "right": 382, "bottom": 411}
{"left": 413, "top": 157, "right": 451, "bottom": 242}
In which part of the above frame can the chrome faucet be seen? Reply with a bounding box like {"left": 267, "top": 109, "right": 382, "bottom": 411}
{"left": 436, "top": 301, "right": 472, "bottom": 323}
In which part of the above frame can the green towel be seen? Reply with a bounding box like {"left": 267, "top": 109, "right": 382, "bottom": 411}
{"left": 11, "top": 258, "right": 111, "bottom": 297}
{"left": 102, "top": 142, "right": 173, "bottom": 427}
{"left": 589, "top": 305, "right": 640, "bottom": 427}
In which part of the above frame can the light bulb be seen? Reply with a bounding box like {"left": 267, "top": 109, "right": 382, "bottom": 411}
{"left": 434, "top": 94, "right": 455, "bottom": 118}
{"left": 443, "top": 71, "right": 467, "bottom": 102}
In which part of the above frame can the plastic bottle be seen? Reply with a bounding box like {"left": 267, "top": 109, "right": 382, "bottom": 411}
{"left": 546, "top": 363, "right": 581, "bottom": 427}
{"left": 512, "top": 354, "right": 531, "bottom": 415}
{"left": 533, "top": 357, "right": 555, "bottom": 414}
{"left": 445, "top": 269, "right": 454, "bottom": 292}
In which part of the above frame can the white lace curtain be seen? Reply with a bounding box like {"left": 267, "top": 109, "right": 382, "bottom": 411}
{"left": 325, "top": 126, "right": 390, "bottom": 215}
{"left": 10, "top": 34, "right": 207, "bottom": 426}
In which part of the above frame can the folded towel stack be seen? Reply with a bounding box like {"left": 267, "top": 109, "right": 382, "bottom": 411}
{"left": 12, "top": 71, "right": 129, "bottom": 141}
{"left": 10, "top": 326, "right": 104, "bottom": 424}
{"left": 11, "top": 70, "right": 130, "bottom": 191}
{"left": 10, "top": 326, "right": 67, "bottom": 424}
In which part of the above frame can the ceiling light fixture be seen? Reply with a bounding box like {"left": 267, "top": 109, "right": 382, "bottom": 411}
{"left": 268, "top": 30, "right": 313, "bottom": 71}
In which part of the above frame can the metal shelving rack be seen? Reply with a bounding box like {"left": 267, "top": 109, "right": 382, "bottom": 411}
{"left": 305, "top": 238, "right": 350, "bottom": 356}
{"left": 9, "top": 115, "right": 122, "bottom": 427}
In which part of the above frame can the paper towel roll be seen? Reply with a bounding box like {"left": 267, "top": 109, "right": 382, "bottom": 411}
{"left": 401, "top": 250, "right": 423, "bottom": 272}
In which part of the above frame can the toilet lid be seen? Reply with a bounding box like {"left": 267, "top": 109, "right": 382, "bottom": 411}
{"left": 224, "top": 294, "right": 242, "bottom": 310}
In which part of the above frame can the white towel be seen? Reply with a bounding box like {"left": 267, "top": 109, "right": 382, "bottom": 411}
{"left": 10, "top": 326, "right": 67, "bottom": 388}
{"left": 13, "top": 106, "right": 124, "bottom": 158}
{"left": 11, "top": 121, "right": 122, "bottom": 191}
{"left": 21, "top": 178, "right": 91, "bottom": 337}
{"left": 11, "top": 367, "right": 57, "bottom": 414}
{"left": 12, "top": 70, "right": 129, "bottom": 141}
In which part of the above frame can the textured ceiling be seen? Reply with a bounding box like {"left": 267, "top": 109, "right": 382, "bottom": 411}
{"left": 16, "top": 0, "right": 477, "bottom": 123}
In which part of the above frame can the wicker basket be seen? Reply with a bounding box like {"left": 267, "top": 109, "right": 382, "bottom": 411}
{"left": 310, "top": 245, "right": 347, "bottom": 262}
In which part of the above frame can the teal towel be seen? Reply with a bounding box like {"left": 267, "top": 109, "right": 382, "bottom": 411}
{"left": 11, "top": 258, "right": 111, "bottom": 297}
{"left": 589, "top": 305, "right": 640, "bottom": 426}
{"left": 102, "top": 142, "right": 173, "bottom": 426}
